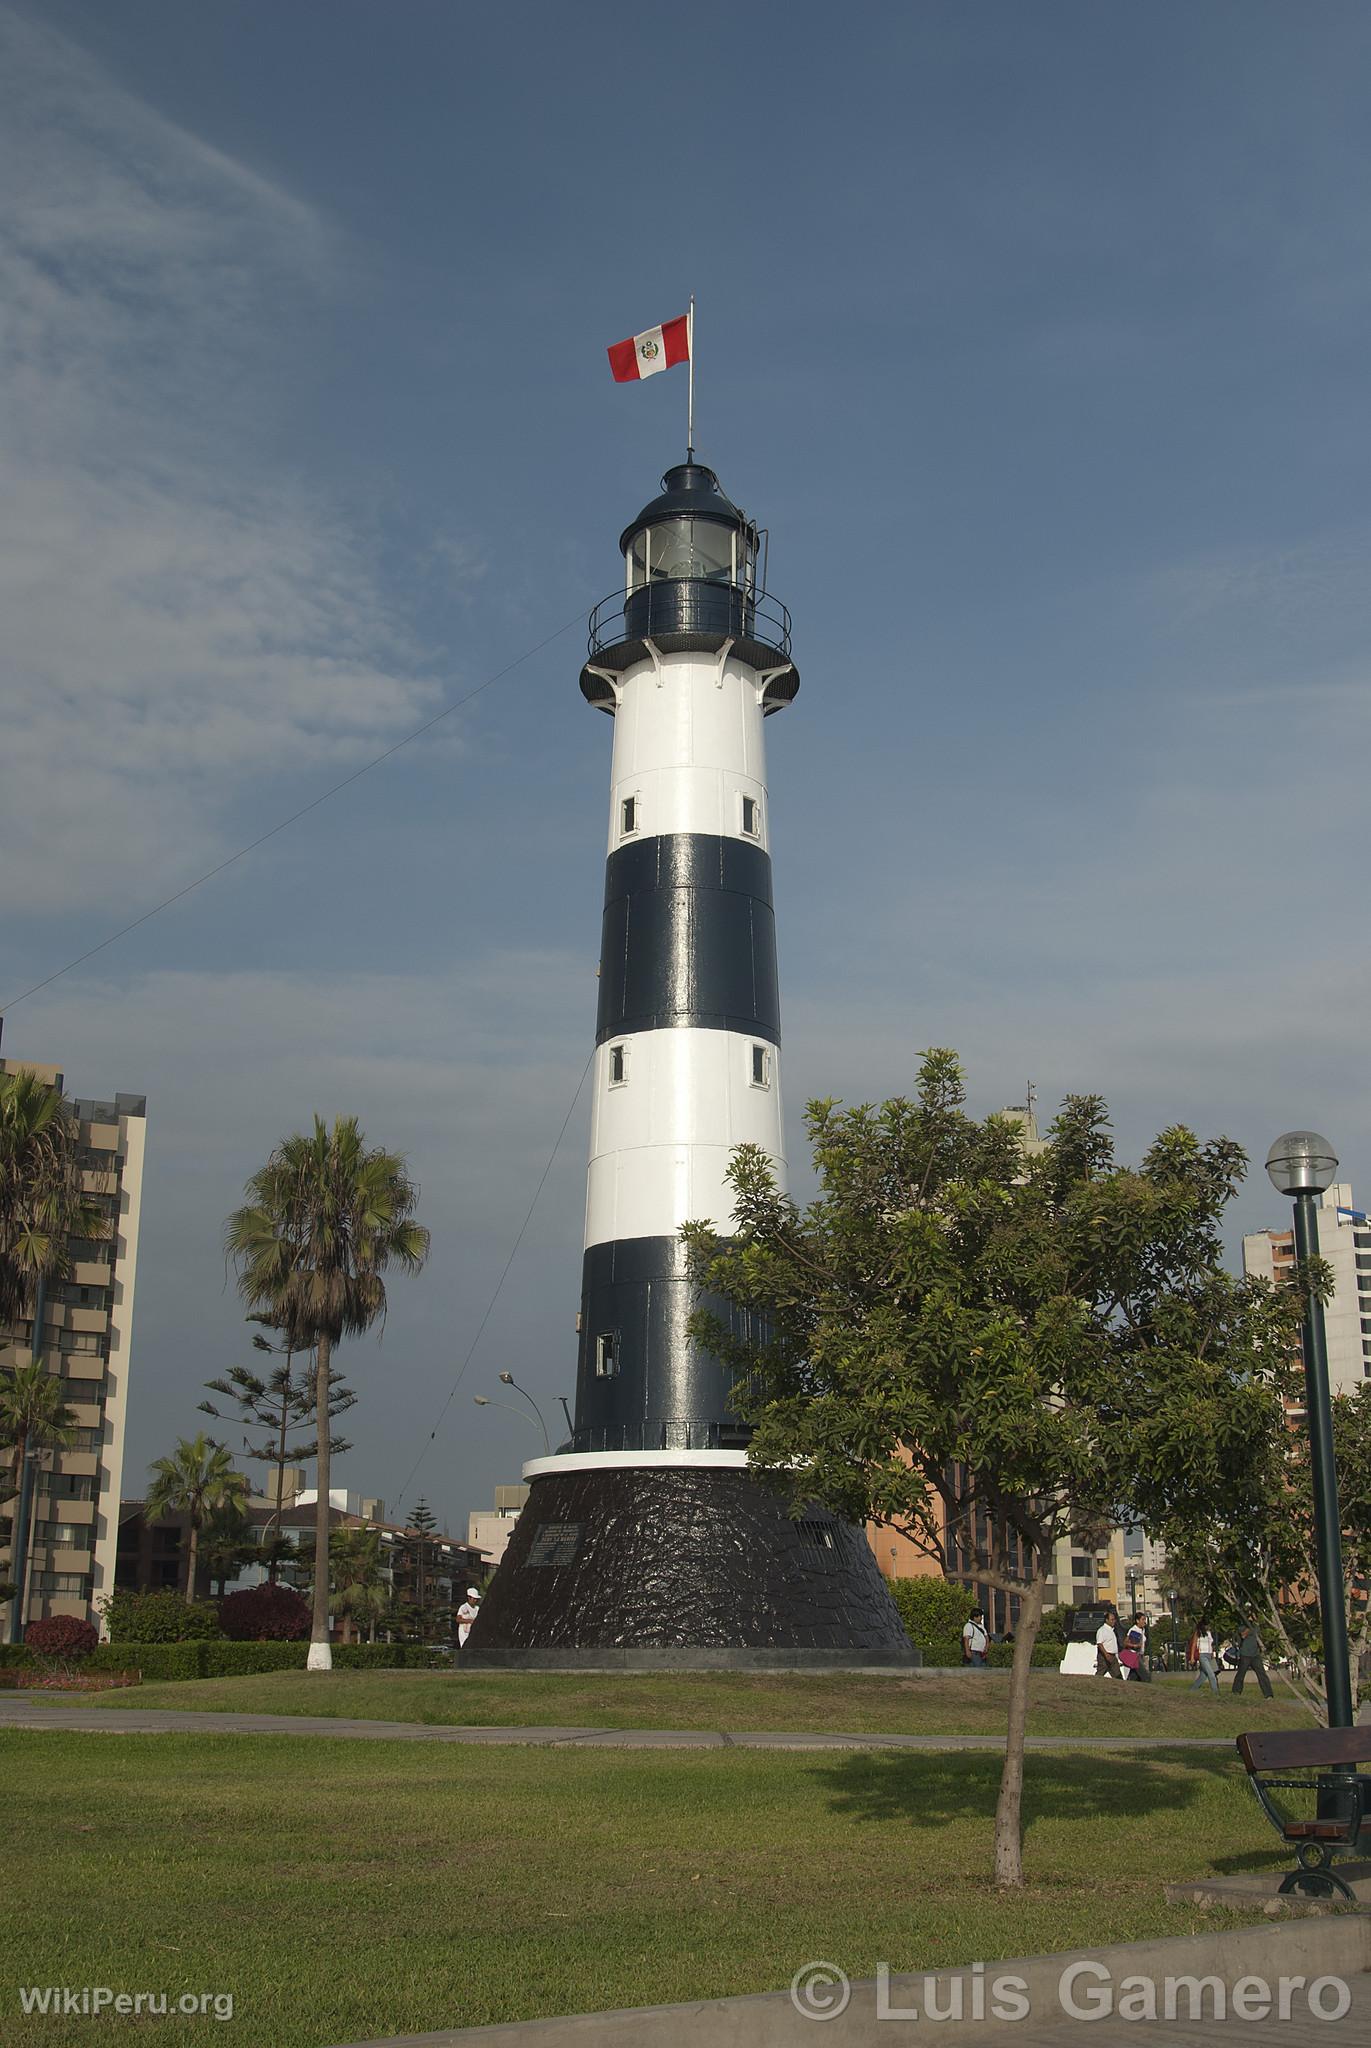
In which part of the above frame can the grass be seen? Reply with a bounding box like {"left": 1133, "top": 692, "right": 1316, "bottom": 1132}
{"left": 5, "top": 1729, "right": 1282, "bottom": 2047}
{"left": 45, "top": 1664, "right": 1299, "bottom": 1739}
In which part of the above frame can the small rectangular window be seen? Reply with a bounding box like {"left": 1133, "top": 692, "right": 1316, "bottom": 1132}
{"left": 595, "top": 1331, "right": 619, "bottom": 1378}
{"left": 740, "top": 794, "right": 759, "bottom": 837}
{"left": 750, "top": 1044, "right": 771, "bottom": 1088}
{"left": 609, "top": 1044, "right": 628, "bottom": 1086}
{"left": 620, "top": 796, "right": 638, "bottom": 835}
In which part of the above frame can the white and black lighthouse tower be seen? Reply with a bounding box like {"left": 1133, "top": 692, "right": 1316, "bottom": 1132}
{"left": 468, "top": 459, "right": 912, "bottom": 1666}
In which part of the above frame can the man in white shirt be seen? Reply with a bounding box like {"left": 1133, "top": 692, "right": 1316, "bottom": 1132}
{"left": 962, "top": 1609, "right": 989, "bottom": 1667}
{"left": 457, "top": 1587, "right": 481, "bottom": 1651}
{"left": 1095, "top": 1609, "right": 1125, "bottom": 1680}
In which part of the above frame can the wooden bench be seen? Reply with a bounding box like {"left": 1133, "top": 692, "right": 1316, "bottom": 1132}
{"left": 1236, "top": 1726, "right": 1371, "bottom": 1900}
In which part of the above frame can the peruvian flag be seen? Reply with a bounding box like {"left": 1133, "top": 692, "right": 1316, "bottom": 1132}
{"left": 607, "top": 313, "right": 690, "bottom": 383}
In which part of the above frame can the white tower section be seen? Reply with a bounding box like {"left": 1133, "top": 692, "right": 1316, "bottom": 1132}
{"left": 585, "top": 647, "right": 786, "bottom": 1254}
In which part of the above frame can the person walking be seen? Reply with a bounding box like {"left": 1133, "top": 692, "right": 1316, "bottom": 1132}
{"left": 1122, "top": 1614, "right": 1152, "bottom": 1683}
{"left": 457, "top": 1586, "right": 481, "bottom": 1652}
{"left": 1189, "top": 1620, "right": 1220, "bottom": 1695}
{"left": 962, "top": 1608, "right": 989, "bottom": 1667}
{"left": 1095, "top": 1607, "right": 1126, "bottom": 1680}
{"left": 1231, "top": 1615, "right": 1274, "bottom": 1698}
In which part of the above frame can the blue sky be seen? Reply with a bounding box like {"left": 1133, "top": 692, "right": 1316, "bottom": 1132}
{"left": 4, "top": 0, "right": 1371, "bottom": 1536}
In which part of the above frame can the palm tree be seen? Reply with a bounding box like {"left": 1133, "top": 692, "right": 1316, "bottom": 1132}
{"left": 330, "top": 1522, "right": 389, "bottom": 1644}
{"left": 0, "top": 1361, "right": 77, "bottom": 1626}
{"left": 1, "top": 1069, "right": 108, "bottom": 1640}
{"left": 0, "top": 1067, "right": 106, "bottom": 1325}
{"left": 225, "top": 1116, "right": 429, "bottom": 1670}
{"left": 144, "top": 1435, "right": 249, "bottom": 1604}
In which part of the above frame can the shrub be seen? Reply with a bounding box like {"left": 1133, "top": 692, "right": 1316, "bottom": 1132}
{"left": 218, "top": 1584, "right": 311, "bottom": 1641}
{"left": 88, "top": 1641, "right": 214, "bottom": 1680}
{"left": 0, "top": 1644, "right": 35, "bottom": 1668}
{"left": 1038, "top": 1603, "right": 1073, "bottom": 1647}
{"left": 25, "top": 1615, "right": 99, "bottom": 1668}
{"left": 887, "top": 1576, "right": 978, "bottom": 1655}
{"left": 84, "top": 1639, "right": 453, "bottom": 1679}
{"left": 101, "top": 1590, "right": 222, "bottom": 1643}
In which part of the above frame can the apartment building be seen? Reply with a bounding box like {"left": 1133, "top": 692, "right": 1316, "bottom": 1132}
{"left": 467, "top": 1483, "right": 530, "bottom": 1570}
{"left": 1, "top": 1058, "right": 147, "bottom": 1638}
{"left": 1243, "top": 1180, "right": 1371, "bottom": 1396}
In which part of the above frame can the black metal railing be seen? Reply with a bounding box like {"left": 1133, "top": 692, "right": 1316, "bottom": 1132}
{"left": 587, "top": 581, "right": 792, "bottom": 664}
{"left": 570, "top": 1418, "right": 753, "bottom": 1454}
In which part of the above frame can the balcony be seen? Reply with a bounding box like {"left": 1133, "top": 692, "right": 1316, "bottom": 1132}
{"left": 580, "top": 582, "right": 799, "bottom": 713}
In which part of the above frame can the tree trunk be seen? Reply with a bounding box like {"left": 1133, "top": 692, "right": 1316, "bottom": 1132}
{"left": 308, "top": 1337, "right": 333, "bottom": 1671}
{"left": 185, "top": 1520, "right": 199, "bottom": 1605}
{"left": 993, "top": 1564, "right": 1047, "bottom": 1889}
{"left": 266, "top": 1352, "right": 293, "bottom": 1586}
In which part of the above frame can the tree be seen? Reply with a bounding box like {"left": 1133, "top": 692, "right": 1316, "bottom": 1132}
{"left": 0, "top": 1068, "right": 105, "bottom": 1640}
{"left": 393, "top": 1498, "right": 450, "bottom": 1643}
{"left": 144, "top": 1435, "right": 249, "bottom": 1604}
{"left": 198, "top": 1497, "right": 258, "bottom": 1597}
{"left": 330, "top": 1522, "right": 389, "bottom": 1643}
{"left": 0, "top": 1067, "right": 106, "bottom": 1326}
{"left": 0, "top": 1361, "right": 77, "bottom": 1625}
{"left": 225, "top": 1116, "right": 429, "bottom": 1670}
{"left": 1162, "top": 1380, "right": 1371, "bottom": 1720}
{"left": 199, "top": 1317, "right": 355, "bottom": 1582}
{"left": 683, "top": 1052, "right": 1302, "bottom": 1888}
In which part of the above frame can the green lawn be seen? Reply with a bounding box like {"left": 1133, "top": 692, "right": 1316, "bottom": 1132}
{"left": 53, "top": 1664, "right": 1298, "bottom": 1739}
{"left": 6, "top": 1730, "right": 1280, "bottom": 2048}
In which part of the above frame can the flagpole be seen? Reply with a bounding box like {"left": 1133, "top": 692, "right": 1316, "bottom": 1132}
{"left": 687, "top": 296, "right": 695, "bottom": 460}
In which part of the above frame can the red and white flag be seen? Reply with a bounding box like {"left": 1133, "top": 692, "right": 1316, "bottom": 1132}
{"left": 607, "top": 312, "right": 690, "bottom": 383}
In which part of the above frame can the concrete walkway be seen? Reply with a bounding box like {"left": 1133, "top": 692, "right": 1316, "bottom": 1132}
{"left": 0, "top": 1697, "right": 1233, "bottom": 1749}
{"left": 336, "top": 1920, "right": 1371, "bottom": 2046}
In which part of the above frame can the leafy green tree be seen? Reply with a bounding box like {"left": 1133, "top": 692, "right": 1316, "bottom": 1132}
{"left": 144, "top": 1435, "right": 249, "bottom": 1604}
{"left": 225, "top": 1116, "right": 430, "bottom": 1669}
{"left": 199, "top": 1316, "right": 355, "bottom": 1582}
{"left": 1162, "top": 1380, "right": 1371, "bottom": 1719}
{"left": 683, "top": 1052, "right": 1302, "bottom": 1887}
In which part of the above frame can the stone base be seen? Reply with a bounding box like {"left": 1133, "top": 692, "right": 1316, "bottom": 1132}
{"left": 464, "top": 1463, "right": 917, "bottom": 1669}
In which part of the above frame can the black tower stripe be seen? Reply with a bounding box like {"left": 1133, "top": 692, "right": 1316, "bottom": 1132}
{"left": 595, "top": 833, "right": 780, "bottom": 1046}
{"left": 572, "top": 1235, "right": 764, "bottom": 1454}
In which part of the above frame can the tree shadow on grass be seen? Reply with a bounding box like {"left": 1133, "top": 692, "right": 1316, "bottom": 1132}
{"left": 816, "top": 1745, "right": 1260, "bottom": 1844}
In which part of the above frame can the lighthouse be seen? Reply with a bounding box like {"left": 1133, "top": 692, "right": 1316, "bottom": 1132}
{"left": 467, "top": 460, "right": 913, "bottom": 1666}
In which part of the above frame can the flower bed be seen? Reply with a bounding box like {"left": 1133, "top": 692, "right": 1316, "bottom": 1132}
{"left": 13, "top": 1668, "right": 141, "bottom": 1692}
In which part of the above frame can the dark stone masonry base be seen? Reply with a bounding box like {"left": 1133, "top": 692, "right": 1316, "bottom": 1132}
{"left": 463, "top": 1463, "right": 917, "bottom": 1669}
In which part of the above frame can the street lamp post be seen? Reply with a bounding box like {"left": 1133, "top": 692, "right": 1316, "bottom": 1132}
{"left": 1265, "top": 1131, "right": 1355, "bottom": 1729}
{"left": 472, "top": 1395, "right": 548, "bottom": 1451}
{"left": 496, "top": 1373, "right": 552, "bottom": 1456}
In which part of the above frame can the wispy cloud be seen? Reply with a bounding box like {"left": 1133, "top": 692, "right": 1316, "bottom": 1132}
{"left": 0, "top": 7, "right": 446, "bottom": 915}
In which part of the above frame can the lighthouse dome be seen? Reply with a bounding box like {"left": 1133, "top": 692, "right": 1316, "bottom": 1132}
{"left": 618, "top": 462, "right": 755, "bottom": 563}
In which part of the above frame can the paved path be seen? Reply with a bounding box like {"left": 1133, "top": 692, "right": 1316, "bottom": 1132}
{"left": 0, "top": 1698, "right": 1233, "bottom": 1749}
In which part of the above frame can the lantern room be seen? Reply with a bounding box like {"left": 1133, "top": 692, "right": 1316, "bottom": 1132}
{"left": 580, "top": 461, "right": 799, "bottom": 713}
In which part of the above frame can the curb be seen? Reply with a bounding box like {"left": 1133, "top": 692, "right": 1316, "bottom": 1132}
{"left": 336, "top": 1915, "right": 1370, "bottom": 2045}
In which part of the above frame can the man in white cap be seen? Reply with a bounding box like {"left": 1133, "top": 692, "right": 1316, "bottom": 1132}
{"left": 457, "top": 1586, "right": 481, "bottom": 1651}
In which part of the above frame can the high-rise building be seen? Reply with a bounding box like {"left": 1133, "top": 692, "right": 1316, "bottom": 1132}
{"left": 1243, "top": 1181, "right": 1371, "bottom": 1396}
{"left": 1, "top": 1058, "right": 146, "bottom": 1639}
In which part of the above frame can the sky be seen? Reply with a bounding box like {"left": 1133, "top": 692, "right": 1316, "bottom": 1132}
{"left": 3, "top": 0, "right": 1370, "bottom": 1538}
